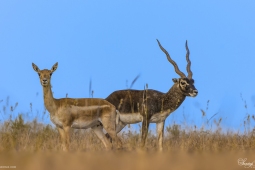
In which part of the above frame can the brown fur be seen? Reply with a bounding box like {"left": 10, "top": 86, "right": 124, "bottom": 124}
{"left": 32, "top": 62, "right": 122, "bottom": 151}
{"left": 105, "top": 40, "right": 198, "bottom": 151}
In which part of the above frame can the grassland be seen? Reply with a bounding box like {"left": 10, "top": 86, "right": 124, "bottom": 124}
{"left": 0, "top": 98, "right": 254, "bottom": 170}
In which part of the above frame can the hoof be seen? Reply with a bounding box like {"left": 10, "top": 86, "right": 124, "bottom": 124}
{"left": 105, "top": 133, "right": 113, "bottom": 143}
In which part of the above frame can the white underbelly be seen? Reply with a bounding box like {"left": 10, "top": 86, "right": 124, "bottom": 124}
{"left": 118, "top": 110, "right": 171, "bottom": 124}
{"left": 71, "top": 120, "right": 99, "bottom": 129}
{"left": 119, "top": 113, "right": 143, "bottom": 124}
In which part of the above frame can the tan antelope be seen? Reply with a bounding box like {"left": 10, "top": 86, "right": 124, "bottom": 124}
{"left": 32, "top": 62, "right": 122, "bottom": 151}
{"left": 105, "top": 39, "right": 198, "bottom": 151}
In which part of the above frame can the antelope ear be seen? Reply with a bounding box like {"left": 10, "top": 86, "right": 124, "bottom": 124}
{"left": 32, "top": 63, "right": 40, "bottom": 73}
{"left": 172, "top": 78, "right": 178, "bottom": 83}
{"left": 51, "top": 62, "right": 58, "bottom": 73}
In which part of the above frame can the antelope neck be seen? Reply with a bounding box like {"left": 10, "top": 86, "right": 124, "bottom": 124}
{"left": 162, "top": 84, "right": 186, "bottom": 111}
{"left": 42, "top": 84, "right": 57, "bottom": 114}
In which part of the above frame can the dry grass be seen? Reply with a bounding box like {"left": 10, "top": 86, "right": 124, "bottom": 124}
{"left": 1, "top": 115, "right": 255, "bottom": 153}
{"left": 0, "top": 98, "right": 255, "bottom": 169}
{"left": 0, "top": 115, "right": 254, "bottom": 170}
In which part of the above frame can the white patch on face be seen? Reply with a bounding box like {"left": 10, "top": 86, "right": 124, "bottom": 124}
{"left": 189, "top": 93, "right": 197, "bottom": 97}
{"left": 41, "top": 81, "right": 49, "bottom": 86}
{"left": 180, "top": 80, "right": 189, "bottom": 86}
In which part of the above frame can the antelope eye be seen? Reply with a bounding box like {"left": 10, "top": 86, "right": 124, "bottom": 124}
{"left": 50, "top": 73, "right": 52, "bottom": 76}
{"left": 180, "top": 81, "right": 186, "bottom": 85}
{"left": 38, "top": 73, "right": 41, "bottom": 77}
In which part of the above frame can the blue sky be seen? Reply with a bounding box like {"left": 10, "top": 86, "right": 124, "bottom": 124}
{"left": 0, "top": 1, "right": 255, "bottom": 132}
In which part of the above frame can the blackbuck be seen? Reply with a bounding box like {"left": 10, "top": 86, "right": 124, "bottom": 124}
{"left": 32, "top": 62, "right": 122, "bottom": 151}
{"left": 105, "top": 39, "right": 198, "bottom": 151}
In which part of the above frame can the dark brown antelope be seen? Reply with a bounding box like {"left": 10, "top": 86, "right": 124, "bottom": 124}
{"left": 32, "top": 62, "right": 122, "bottom": 151}
{"left": 105, "top": 39, "right": 198, "bottom": 151}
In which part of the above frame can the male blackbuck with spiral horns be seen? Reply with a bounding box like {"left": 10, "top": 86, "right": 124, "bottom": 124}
{"left": 32, "top": 62, "right": 122, "bottom": 151}
{"left": 105, "top": 39, "right": 198, "bottom": 151}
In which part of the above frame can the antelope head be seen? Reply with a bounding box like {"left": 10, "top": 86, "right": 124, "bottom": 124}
{"left": 157, "top": 39, "right": 198, "bottom": 97}
{"left": 32, "top": 62, "right": 58, "bottom": 87}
